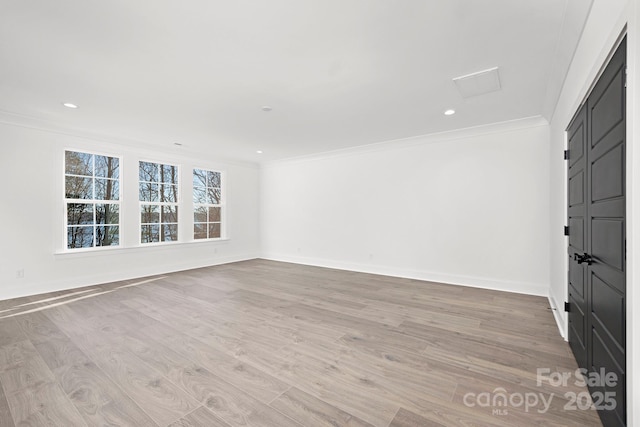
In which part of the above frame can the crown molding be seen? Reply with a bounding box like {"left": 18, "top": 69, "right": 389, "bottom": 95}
{"left": 0, "top": 109, "right": 259, "bottom": 169}
{"left": 261, "top": 115, "right": 549, "bottom": 168}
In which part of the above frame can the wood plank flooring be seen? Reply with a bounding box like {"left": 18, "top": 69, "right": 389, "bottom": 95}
{"left": 0, "top": 259, "right": 602, "bottom": 426}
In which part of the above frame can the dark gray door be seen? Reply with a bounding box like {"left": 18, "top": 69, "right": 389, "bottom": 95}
{"left": 567, "top": 37, "right": 626, "bottom": 427}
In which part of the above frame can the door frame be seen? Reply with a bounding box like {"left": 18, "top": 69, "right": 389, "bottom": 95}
{"left": 565, "top": 34, "right": 627, "bottom": 425}
{"left": 562, "top": 25, "right": 637, "bottom": 425}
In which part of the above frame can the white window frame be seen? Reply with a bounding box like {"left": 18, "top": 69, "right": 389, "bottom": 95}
{"left": 192, "top": 167, "right": 225, "bottom": 241}
{"left": 63, "top": 149, "right": 122, "bottom": 251}
{"left": 139, "top": 160, "right": 181, "bottom": 245}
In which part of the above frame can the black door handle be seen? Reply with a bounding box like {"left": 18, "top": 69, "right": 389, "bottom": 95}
{"left": 574, "top": 253, "right": 593, "bottom": 265}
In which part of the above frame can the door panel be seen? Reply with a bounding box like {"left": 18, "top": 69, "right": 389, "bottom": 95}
{"left": 569, "top": 172, "right": 585, "bottom": 205}
{"left": 569, "top": 123, "right": 585, "bottom": 166}
{"left": 569, "top": 258, "right": 585, "bottom": 297}
{"left": 568, "top": 293, "right": 587, "bottom": 367}
{"left": 591, "top": 145, "right": 624, "bottom": 201}
{"left": 591, "top": 273, "right": 625, "bottom": 345}
{"left": 569, "top": 217, "right": 584, "bottom": 252}
{"left": 590, "top": 69, "right": 625, "bottom": 147}
{"left": 591, "top": 219, "right": 624, "bottom": 271}
{"left": 567, "top": 36, "right": 626, "bottom": 427}
{"left": 592, "top": 327, "right": 626, "bottom": 426}
{"left": 591, "top": 198, "right": 624, "bottom": 217}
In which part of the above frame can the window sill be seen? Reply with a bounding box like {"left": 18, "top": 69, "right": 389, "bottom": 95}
{"left": 54, "top": 238, "right": 230, "bottom": 257}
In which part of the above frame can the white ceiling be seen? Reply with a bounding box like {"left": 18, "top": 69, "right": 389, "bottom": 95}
{"left": 0, "top": 0, "right": 593, "bottom": 163}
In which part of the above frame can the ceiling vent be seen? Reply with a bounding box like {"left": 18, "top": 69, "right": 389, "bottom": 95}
{"left": 453, "top": 67, "right": 501, "bottom": 98}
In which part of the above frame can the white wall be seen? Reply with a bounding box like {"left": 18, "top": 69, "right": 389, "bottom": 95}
{"left": 261, "top": 117, "right": 550, "bottom": 296}
{"left": 548, "top": 0, "right": 638, "bottom": 423}
{"left": 0, "top": 121, "right": 260, "bottom": 300}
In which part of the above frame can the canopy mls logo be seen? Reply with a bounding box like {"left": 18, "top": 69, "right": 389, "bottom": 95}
{"left": 463, "top": 387, "right": 553, "bottom": 415}
{"left": 462, "top": 368, "right": 618, "bottom": 416}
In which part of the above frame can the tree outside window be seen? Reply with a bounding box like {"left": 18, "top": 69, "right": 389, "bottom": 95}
{"left": 65, "top": 151, "right": 120, "bottom": 249}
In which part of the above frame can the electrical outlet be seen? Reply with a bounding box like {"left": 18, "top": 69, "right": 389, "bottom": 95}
{"left": 16, "top": 269, "right": 24, "bottom": 279}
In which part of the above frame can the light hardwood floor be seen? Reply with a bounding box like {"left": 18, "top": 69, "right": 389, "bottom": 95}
{"left": 0, "top": 259, "right": 602, "bottom": 426}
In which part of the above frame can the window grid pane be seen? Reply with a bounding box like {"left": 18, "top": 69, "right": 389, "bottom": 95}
{"left": 194, "top": 224, "right": 207, "bottom": 240}
{"left": 95, "top": 155, "right": 119, "bottom": 179}
{"left": 193, "top": 168, "right": 223, "bottom": 240}
{"left": 67, "top": 226, "right": 94, "bottom": 248}
{"left": 139, "top": 161, "right": 179, "bottom": 244}
{"left": 65, "top": 150, "right": 120, "bottom": 250}
{"left": 96, "top": 226, "right": 119, "bottom": 247}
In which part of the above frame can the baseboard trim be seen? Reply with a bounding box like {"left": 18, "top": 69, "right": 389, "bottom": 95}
{"left": 261, "top": 253, "right": 549, "bottom": 297}
{"left": 548, "top": 294, "right": 568, "bottom": 341}
{"left": 1, "top": 253, "right": 259, "bottom": 301}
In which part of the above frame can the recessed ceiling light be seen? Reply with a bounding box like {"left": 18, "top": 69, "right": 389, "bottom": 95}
{"left": 444, "top": 109, "right": 456, "bottom": 116}
{"left": 62, "top": 102, "right": 78, "bottom": 109}
{"left": 256, "top": 150, "right": 263, "bottom": 154}
{"left": 261, "top": 106, "right": 272, "bottom": 112}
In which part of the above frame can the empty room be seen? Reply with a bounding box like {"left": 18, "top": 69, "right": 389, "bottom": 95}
{"left": 0, "top": 0, "right": 638, "bottom": 426}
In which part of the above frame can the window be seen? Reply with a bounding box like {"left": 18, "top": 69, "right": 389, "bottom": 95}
{"left": 65, "top": 151, "right": 120, "bottom": 249}
{"left": 139, "top": 161, "right": 179, "bottom": 243}
{"left": 193, "top": 168, "right": 222, "bottom": 239}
